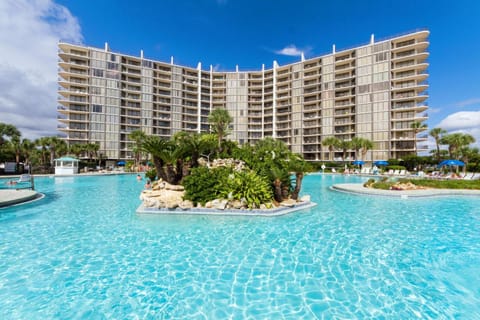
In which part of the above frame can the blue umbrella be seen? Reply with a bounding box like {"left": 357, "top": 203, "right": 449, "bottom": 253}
{"left": 373, "top": 160, "right": 389, "bottom": 166}
{"left": 438, "top": 159, "right": 464, "bottom": 167}
{"left": 117, "top": 161, "right": 126, "bottom": 166}
{"left": 352, "top": 160, "right": 364, "bottom": 165}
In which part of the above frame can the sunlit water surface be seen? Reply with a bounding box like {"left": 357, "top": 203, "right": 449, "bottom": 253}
{"left": 0, "top": 174, "right": 479, "bottom": 319}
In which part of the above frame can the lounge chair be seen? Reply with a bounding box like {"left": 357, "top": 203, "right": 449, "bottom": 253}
{"left": 18, "top": 174, "right": 32, "bottom": 183}
{"left": 387, "top": 169, "right": 394, "bottom": 175}
{"left": 393, "top": 170, "right": 400, "bottom": 175}
{"left": 399, "top": 170, "right": 406, "bottom": 176}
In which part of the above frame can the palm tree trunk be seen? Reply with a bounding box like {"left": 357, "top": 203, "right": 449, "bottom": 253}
{"left": 273, "top": 179, "right": 283, "bottom": 202}
{"left": 291, "top": 172, "right": 304, "bottom": 200}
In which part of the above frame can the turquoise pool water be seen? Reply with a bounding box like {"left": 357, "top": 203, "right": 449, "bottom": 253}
{"left": 1, "top": 174, "right": 479, "bottom": 319}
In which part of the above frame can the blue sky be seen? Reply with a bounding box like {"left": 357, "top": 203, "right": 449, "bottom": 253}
{"left": 1, "top": 0, "right": 480, "bottom": 149}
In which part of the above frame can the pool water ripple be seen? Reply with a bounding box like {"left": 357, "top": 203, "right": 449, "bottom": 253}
{"left": 1, "top": 174, "right": 480, "bottom": 318}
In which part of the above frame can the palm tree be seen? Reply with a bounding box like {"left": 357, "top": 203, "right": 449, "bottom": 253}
{"left": 21, "top": 138, "right": 35, "bottom": 172}
{"left": 0, "top": 123, "right": 20, "bottom": 147}
{"left": 429, "top": 127, "right": 447, "bottom": 161}
{"left": 35, "top": 137, "right": 51, "bottom": 167}
{"left": 338, "top": 139, "right": 352, "bottom": 161}
{"left": 141, "top": 136, "right": 169, "bottom": 182}
{"left": 288, "top": 156, "right": 311, "bottom": 200}
{"left": 129, "top": 130, "right": 147, "bottom": 169}
{"left": 85, "top": 143, "right": 100, "bottom": 164}
{"left": 322, "top": 136, "right": 340, "bottom": 161}
{"left": 411, "top": 121, "right": 427, "bottom": 155}
{"left": 48, "top": 137, "right": 68, "bottom": 166}
{"left": 9, "top": 135, "right": 22, "bottom": 166}
{"left": 69, "top": 144, "right": 85, "bottom": 159}
{"left": 360, "top": 138, "right": 374, "bottom": 161}
{"left": 208, "top": 108, "right": 233, "bottom": 152}
{"left": 350, "top": 137, "right": 363, "bottom": 160}
{"left": 441, "top": 133, "right": 475, "bottom": 159}
{"left": 459, "top": 147, "right": 479, "bottom": 175}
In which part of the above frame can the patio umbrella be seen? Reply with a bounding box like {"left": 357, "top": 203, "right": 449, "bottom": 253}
{"left": 117, "top": 161, "right": 126, "bottom": 166}
{"left": 438, "top": 159, "right": 464, "bottom": 167}
{"left": 352, "top": 160, "right": 364, "bottom": 165}
{"left": 373, "top": 160, "right": 389, "bottom": 166}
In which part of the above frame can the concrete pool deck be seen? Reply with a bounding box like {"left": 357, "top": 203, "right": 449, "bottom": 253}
{"left": 0, "top": 189, "right": 43, "bottom": 208}
{"left": 332, "top": 183, "right": 480, "bottom": 198}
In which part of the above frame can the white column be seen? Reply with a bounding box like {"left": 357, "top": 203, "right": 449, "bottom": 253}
{"left": 272, "top": 60, "right": 278, "bottom": 138}
{"left": 209, "top": 65, "right": 213, "bottom": 113}
{"left": 197, "top": 62, "right": 202, "bottom": 133}
{"left": 261, "top": 64, "right": 265, "bottom": 139}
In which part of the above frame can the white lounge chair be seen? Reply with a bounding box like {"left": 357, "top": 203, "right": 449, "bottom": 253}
{"left": 18, "top": 174, "right": 32, "bottom": 183}
{"left": 399, "top": 170, "right": 406, "bottom": 176}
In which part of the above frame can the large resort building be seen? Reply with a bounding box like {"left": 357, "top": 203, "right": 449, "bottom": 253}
{"left": 57, "top": 30, "right": 429, "bottom": 162}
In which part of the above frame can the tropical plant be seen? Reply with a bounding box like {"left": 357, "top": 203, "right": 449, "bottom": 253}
{"left": 459, "top": 147, "right": 479, "bottom": 175}
{"left": 208, "top": 108, "right": 233, "bottom": 152}
{"left": 441, "top": 133, "right": 476, "bottom": 159}
{"left": 144, "top": 168, "right": 157, "bottom": 182}
{"left": 0, "top": 123, "right": 20, "bottom": 147}
{"left": 129, "top": 130, "right": 147, "bottom": 169}
{"left": 351, "top": 137, "right": 374, "bottom": 161}
{"left": 337, "top": 139, "right": 352, "bottom": 161}
{"left": 360, "top": 138, "right": 374, "bottom": 161}
{"left": 21, "top": 138, "right": 35, "bottom": 170}
{"left": 141, "top": 135, "right": 169, "bottom": 182}
{"left": 288, "top": 156, "right": 312, "bottom": 200}
{"left": 69, "top": 143, "right": 85, "bottom": 158}
{"left": 48, "top": 137, "right": 68, "bottom": 166}
{"left": 35, "top": 137, "right": 51, "bottom": 167}
{"left": 411, "top": 121, "right": 428, "bottom": 155}
{"left": 218, "top": 170, "right": 273, "bottom": 208}
{"left": 429, "top": 127, "right": 447, "bottom": 161}
{"left": 322, "top": 136, "right": 340, "bottom": 161}
{"left": 183, "top": 166, "right": 233, "bottom": 205}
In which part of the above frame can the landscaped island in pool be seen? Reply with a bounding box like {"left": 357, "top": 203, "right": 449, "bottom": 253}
{"left": 137, "top": 178, "right": 316, "bottom": 216}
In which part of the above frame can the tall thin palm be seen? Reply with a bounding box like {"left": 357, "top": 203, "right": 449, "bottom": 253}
{"left": 129, "top": 130, "right": 147, "bottom": 168}
{"left": 360, "top": 138, "right": 374, "bottom": 161}
{"left": 208, "top": 108, "right": 233, "bottom": 152}
{"left": 411, "top": 121, "right": 427, "bottom": 155}
{"left": 429, "top": 127, "right": 447, "bottom": 161}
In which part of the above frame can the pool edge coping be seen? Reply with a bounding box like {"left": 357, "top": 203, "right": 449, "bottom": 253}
{"left": 136, "top": 201, "right": 317, "bottom": 217}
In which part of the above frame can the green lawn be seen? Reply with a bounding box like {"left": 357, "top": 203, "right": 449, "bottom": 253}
{"left": 366, "top": 177, "right": 480, "bottom": 190}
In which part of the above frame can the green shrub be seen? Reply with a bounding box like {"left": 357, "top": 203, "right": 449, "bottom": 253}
{"left": 183, "top": 166, "right": 232, "bottom": 205}
{"left": 218, "top": 170, "right": 273, "bottom": 209}
{"left": 145, "top": 168, "right": 157, "bottom": 181}
{"left": 363, "top": 178, "right": 376, "bottom": 187}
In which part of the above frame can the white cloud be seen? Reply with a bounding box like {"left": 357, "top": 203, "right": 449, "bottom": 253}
{"left": 0, "top": 0, "right": 83, "bottom": 139}
{"left": 275, "top": 45, "right": 306, "bottom": 57}
{"left": 436, "top": 111, "right": 480, "bottom": 148}
{"left": 437, "top": 111, "right": 480, "bottom": 130}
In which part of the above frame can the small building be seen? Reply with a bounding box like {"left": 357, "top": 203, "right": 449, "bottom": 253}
{"left": 54, "top": 156, "right": 79, "bottom": 175}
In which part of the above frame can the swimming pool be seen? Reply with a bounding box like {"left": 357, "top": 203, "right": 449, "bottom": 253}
{"left": 0, "top": 174, "right": 479, "bottom": 318}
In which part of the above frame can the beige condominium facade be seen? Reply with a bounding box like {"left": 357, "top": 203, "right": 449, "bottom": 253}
{"left": 57, "top": 30, "right": 429, "bottom": 162}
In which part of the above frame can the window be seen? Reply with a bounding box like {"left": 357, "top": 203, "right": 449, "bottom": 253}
{"left": 92, "top": 69, "right": 104, "bottom": 77}
{"left": 92, "top": 105, "right": 103, "bottom": 113}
